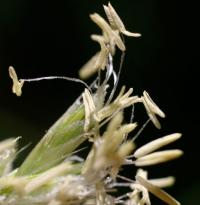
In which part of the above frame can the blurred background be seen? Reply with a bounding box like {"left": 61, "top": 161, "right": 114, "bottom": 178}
{"left": 0, "top": 0, "right": 199, "bottom": 204}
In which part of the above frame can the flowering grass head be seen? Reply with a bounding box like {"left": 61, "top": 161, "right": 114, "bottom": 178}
{"left": 1, "top": 2, "right": 183, "bottom": 205}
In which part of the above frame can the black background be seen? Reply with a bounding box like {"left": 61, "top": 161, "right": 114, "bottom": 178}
{"left": 0, "top": 1, "right": 199, "bottom": 204}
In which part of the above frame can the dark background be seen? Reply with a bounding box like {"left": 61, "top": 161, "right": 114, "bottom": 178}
{"left": 0, "top": 0, "right": 199, "bottom": 204}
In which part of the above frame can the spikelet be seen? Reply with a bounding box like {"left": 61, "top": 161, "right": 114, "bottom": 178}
{"left": 2, "top": 3, "right": 183, "bottom": 205}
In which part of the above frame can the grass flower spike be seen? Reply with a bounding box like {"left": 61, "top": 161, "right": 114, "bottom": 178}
{"left": 2, "top": 2, "right": 183, "bottom": 205}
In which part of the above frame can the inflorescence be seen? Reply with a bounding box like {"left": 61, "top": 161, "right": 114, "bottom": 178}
{"left": 1, "top": 3, "right": 182, "bottom": 205}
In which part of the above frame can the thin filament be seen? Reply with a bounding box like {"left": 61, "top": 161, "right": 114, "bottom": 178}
{"left": 22, "top": 76, "right": 91, "bottom": 92}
